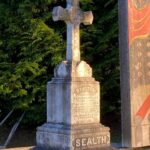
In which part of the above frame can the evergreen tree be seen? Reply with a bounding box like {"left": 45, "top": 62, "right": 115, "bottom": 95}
{"left": 0, "top": 0, "right": 119, "bottom": 125}
{"left": 0, "top": 0, "right": 65, "bottom": 124}
{"left": 81, "top": 0, "right": 119, "bottom": 116}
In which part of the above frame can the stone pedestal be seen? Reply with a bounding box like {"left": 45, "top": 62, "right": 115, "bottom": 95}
{"left": 36, "top": 61, "right": 110, "bottom": 150}
{"left": 37, "top": 124, "right": 110, "bottom": 150}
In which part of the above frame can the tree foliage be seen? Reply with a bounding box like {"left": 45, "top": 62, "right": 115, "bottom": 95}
{"left": 80, "top": 0, "right": 119, "bottom": 115}
{"left": 0, "top": 0, "right": 119, "bottom": 125}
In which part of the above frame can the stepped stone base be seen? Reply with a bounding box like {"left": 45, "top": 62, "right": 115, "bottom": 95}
{"left": 4, "top": 146, "right": 118, "bottom": 150}
{"left": 36, "top": 61, "right": 111, "bottom": 150}
{"left": 4, "top": 145, "right": 150, "bottom": 150}
{"left": 36, "top": 123, "right": 110, "bottom": 150}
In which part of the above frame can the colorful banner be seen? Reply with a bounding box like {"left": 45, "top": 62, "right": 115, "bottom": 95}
{"left": 128, "top": 0, "right": 150, "bottom": 146}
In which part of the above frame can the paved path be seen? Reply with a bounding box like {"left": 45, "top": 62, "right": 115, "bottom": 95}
{"left": 3, "top": 146, "right": 150, "bottom": 150}
{"left": 2, "top": 147, "right": 34, "bottom": 150}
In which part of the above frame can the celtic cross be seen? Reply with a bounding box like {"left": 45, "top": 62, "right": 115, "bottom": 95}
{"left": 52, "top": 0, "right": 93, "bottom": 62}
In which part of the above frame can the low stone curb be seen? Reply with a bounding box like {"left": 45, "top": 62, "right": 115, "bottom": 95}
{"left": 4, "top": 146, "right": 150, "bottom": 150}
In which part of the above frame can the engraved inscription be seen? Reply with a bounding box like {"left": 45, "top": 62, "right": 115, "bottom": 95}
{"left": 72, "top": 86, "right": 99, "bottom": 123}
{"left": 73, "top": 135, "right": 110, "bottom": 149}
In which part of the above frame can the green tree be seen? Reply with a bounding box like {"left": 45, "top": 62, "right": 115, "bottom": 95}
{"left": 0, "top": 0, "right": 119, "bottom": 125}
{"left": 80, "top": 0, "right": 119, "bottom": 116}
{"left": 0, "top": 0, "right": 65, "bottom": 125}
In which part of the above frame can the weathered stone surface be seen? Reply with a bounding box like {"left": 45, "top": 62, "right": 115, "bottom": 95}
{"left": 36, "top": 59, "right": 111, "bottom": 149}
{"left": 119, "top": 0, "right": 150, "bottom": 148}
{"left": 36, "top": 74, "right": 110, "bottom": 149}
{"left": 5, "top": 146, "right": 150, "bottom": 150}
{"left": 34, "top": 146, "right": 117, "bottom": 150}
{"left": 37, "top": 123, "right": 110, "bottom": 150}
{"left": 54, "top": 61, "right": 92, "bottom": 78}
{"left": 52, "top": 0, "right": 93, "bottom": 61}
{"left": 46, "top": 77, "right": 99, "bottom": 125}
{"left": 36, "top": 0, "right": 110, "bottom": 149}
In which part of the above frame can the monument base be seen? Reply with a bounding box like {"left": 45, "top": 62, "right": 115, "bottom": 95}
{"left": 36, "top": 123, "right": 110, "bottom": 150}
{"left": 36, "top": 61, "right": 111, "bottom": 150}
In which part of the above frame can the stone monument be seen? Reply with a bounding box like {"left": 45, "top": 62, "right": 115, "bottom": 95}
{"left": 119, "top": 0, "right": 150, "bottom": 148}
{"left": 36, "top": 0, "right": 110, "bottom": 149}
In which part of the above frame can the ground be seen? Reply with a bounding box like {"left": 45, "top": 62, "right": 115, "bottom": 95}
{"left": 0, "top": 114, "right": 121, "bottom": 149}
{"left": 0, "top": 126, "right": 36, "bottom": 148}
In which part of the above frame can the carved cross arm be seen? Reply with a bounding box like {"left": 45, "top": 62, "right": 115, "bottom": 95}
{"left": 52, "top": 6, "right": 70, "bottom": 22}
{"left": 82, "top": 11, "right": 93, "bottom": 25}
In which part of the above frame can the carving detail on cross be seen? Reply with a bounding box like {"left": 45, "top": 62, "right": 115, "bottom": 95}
{"left": 52, "top": 0, "right": 93, "bottom": 62}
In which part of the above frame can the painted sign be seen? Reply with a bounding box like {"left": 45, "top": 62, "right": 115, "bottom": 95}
{"left": 128, "top": 0, "right": 150, "bottom": 146}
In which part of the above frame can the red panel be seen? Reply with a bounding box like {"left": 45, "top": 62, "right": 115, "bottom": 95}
{"left": 128, "top": 0, "right": 150, "bottom": 44}
{"left": 136, "top": 95, "right": 150, "bottom": 119}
